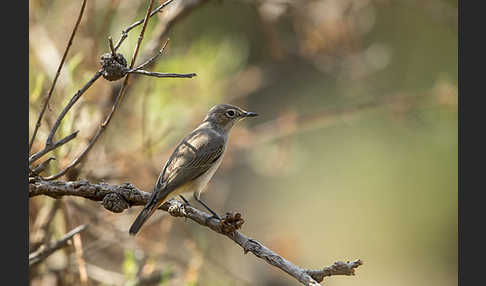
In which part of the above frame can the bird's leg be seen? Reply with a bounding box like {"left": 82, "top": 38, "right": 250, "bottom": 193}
{"left": 179, "top": 195, "right": 191, "bottom": 206}
{"left": 193, "top": 192, "right": 221, "bottom": 220}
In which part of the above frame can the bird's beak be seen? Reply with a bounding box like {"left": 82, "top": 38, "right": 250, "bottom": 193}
{"left": 243, "top": 111, "right": 258, "bottom": 118}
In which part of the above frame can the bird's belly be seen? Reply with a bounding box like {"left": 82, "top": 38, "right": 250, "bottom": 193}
{"left": 169, "top": 180, "right": 198, "bottom": 198}
{"left": 193, "top": 154, "right": 224, "bottom": 194}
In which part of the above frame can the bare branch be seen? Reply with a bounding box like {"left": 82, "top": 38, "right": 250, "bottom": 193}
{"left": 29, "top": 224, "right": 88, "bottom": 267}
{"left": 140, "top": 0, "right": 210, "bottom": 71}
{"left": 29, "top": 70, "right": 103, "bottom": 165}
{"left": 44, "top": 0, "right": 158, "bottom": 180}
{"left": 106, "top": 0, "right": 209, "bottom": 118}
{"left": 108, "top": 36, "right": 116, "bottom": 58}
{"left": 29, "top": 0, "right": 88, "bottom": 153}
{"left": 130, "top": 38, "right": 170, "bottom": 72}
{"left": 29, "top": 130, "right": 80, "bottom": 164}
{"left": 113, "top": 0, "right": 176, "bottom": 51}
{"left": 31, "top": 157, "right": 56, "bottom": 176}
{"left": 304, "top": 260, "right": 363, "bottom": 283}
{"left": 29, "top": 179, "right": 363, "bottom": 285}
{"left": 126, "top": 38, "right": 197, "bottom": 79}
{"left": 128, "top": 70, "right": 197, "bottom": 78}
{"left": 45, "top": 70, "right": 103, "bottom": 147}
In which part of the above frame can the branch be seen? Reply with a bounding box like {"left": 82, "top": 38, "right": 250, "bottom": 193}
{"left": 29, "top": 0, "right": 87, "bottom": 153}
{"left": 29, "top": 0, "right": 193, "bottom": 175}
{"left": 113, "top": 0, "right": 176, "bottom": 51}
{"left": 104, "top": 0, "right": 209, "bottom": 126}
{"left": 29, "top": 130, "right": 80, "bottom": 164}
{"left": 42, "top": 0, "right": 158, "bottom": 180}
{"left": 45, "top": 70, "right": 103, "bottom": 147}
{"left": 128, "top": 70, "right": 197, "bottom": 78}
{"left": 130, "top": 38, "right": 170, "bottom": 72}
{"left": 126, "top": 38, "right": 197, "bottom": 78}
{"left": 29, "top": 224, "right": 88, "bottom": 267}
{"left": 140, "top": 0, "right": 210, "bottom": 71}
{"left": 29, "top": 179, "right": 363, "bottom": 285}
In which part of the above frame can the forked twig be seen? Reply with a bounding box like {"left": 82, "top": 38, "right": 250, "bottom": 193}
{"left": 44, "top": 0, "right": 158, "bottom": 181}
{"left": 29, "top": 69, "right": 103, "bottom": 165}
{"left": 113, "top": 0, "right": 176, "bottom": 51}
{"left": 125, "top": 38, "right": 197, "bottom": 78}
{"left": 130, "top": 38, "right": 170, "bottom": 72}
{"left": 44, "top": 70, "right": 103, "bottom": 147}
{"left": 29, "top": 130, "right": 80, "bottom": 164}
{"left": 29, "top": 0, "right": 87, "bottom": 153}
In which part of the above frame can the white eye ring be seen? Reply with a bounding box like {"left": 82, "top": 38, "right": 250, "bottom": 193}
{"left": 226, "top": 110, "right": 236, "bottom": 117}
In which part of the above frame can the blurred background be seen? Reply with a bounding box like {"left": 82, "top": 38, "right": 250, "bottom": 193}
{"left": 29, "top": 0, "right": 458, "bottom": 285}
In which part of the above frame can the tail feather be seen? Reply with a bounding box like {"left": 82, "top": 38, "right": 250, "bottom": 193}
{"left": 129, "top": 192, "right": 168, "bottom": 235}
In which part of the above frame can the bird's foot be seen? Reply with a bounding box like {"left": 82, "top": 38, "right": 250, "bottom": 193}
{"left": 193, "top": 194, "right": 221, "bottom": 220}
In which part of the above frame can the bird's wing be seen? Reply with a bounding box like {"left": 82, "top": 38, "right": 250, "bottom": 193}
{"left": 154, "top": 128, "right": 225, "bottom": 197}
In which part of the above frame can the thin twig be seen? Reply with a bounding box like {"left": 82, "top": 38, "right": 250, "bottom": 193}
{"left": 29, "top": 70, "right": 103, "bottom": 165}
{"left": 31, "top": 157, "right": 56, "bottom": 176}
{"left": 29, "top": 224, "right": 88, "bottom": 267}
{"left": 130, "top": 38, "right": 170, "bottom": 72}
{"left": 29, "top": 0, "right": 88, "bottom": 153}
{"left": 106, "top": 0, "right": 209, "bottom": 121}
{"left": 128, "top": 70, "right": 197, "bottom": 78}
{"left": 108, "top": 36, "right": 116, "bottom": 57}
{"left": 29, "top": 130, "right": 80, "bottom": 164}
{"left": 113, "top": 0, "right": 176, "bottom": 51}
{"left": 45, "top": 70, "right": 103, "bottom": 147}
{"left": 126, "top": 38, "right": 197, "bottom": 79}
{"left": 43, "top": 0, "right": 158, "bottom": 181}
{"left": 29, "top": 179, "right": 363, "bottom": 285}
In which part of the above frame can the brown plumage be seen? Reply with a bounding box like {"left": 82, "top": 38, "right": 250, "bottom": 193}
{"left": 129, "top": 104, "right": 258, "bottom": 235}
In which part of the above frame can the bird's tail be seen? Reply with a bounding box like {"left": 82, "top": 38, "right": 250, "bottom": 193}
{"left": 129, "top": 192, "right": 168, "bottom": 236}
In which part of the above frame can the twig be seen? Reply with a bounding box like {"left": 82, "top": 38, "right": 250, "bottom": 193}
{"left": 304, "top": 261, "right": 364, "bottom": 283}
{"left": 29, "top": 0, "right": 88, "bottom": 153}
{"left": 108, "top": 36, "right": 116, "bottom": 58}
{"left": 45, "top": 70, "right": 103, "bottom": 147}
{"left": 43, "top": 0, "right": 158, "bottom": 180}
{"left": 104, "top": 0, "right": 209, "bottom": 133}
{"left": 29, "top": 224, "right": 88, "bottom": 267}
{"left": 29, "top": 179, "right": 363, "bottom": 285}
{"left": 29, "top": 70, "right": 103, "bottom": 165}
{"left": 125, "top": 38, "right": 197, "bottom": 79}
{"left": 113, "top": 0, "right": 176, "bottom": 51}
{"left": 29, "top": 130, "right": 80, "bottom": 164}
{"left": 128, "top": 70, "right": 197, "bottom": 78}
{"left": 141, "top": 0, "right": 210, "bottom": 70}
{"left": 31, "top": 157, "right": 56, "bottom": 176}
{"left": 130, "top": 38, "right": 170, "bottom": 72}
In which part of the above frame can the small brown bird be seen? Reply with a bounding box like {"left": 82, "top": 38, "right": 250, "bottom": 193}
{"left": 129, "top": 104, "right": 258, "bottom": 235}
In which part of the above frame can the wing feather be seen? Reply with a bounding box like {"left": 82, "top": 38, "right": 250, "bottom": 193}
{"left": 154, "top": 128, "right": 225, "bottom": 196}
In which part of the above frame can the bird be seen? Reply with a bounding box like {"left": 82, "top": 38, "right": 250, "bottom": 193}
{"left": 129, "top": 104, "right": 258, "bottom": 235}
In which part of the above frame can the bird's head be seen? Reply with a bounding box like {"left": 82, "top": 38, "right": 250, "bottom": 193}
{"left": 203, "top": 104, "right": 258, "bottom": 131}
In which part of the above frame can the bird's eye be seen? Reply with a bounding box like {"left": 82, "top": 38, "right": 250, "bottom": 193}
{"left": 226, "top": 110, "right": 235, "bottom": 117}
